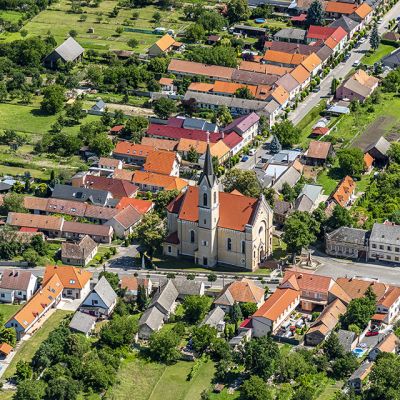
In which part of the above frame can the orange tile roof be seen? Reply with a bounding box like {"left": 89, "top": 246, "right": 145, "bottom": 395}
{"left": 336, "top": 277, "right": 388, "bottom": 300}
{"left": 159, "top": 77, "right": 174, "bottom": 86}
{"left": 376, "top": 332, "right": 398, "bottom": 352}
{"left": 132, "top": 171, "right": 188, "bottom": 191}
{"left": 364, "top": 152, "right": 374, "bottom": 169}
{"left": 239, "top": 60, "right": 291, "bottom": 76}
{"left": 290, "top": 65, "right": 310, "bottom": 84}
{"left": 141, "top": 137, "right": 177, "bottom": 151}
{"left": 255, "top": 85, "right": 272, "bottom": 100}
{"left": 113, "top": 169, "right": 135, "bottom": 181}
{"left": 220, "top": 278, "right": 265, "bottom": 304}
{"left": 168, "top": 59, "right": 235, "bottom": 80}
{"left": 43, "top": 265, "right": 92, "bottom": 290}
{"left": 378, "top": 286, "right": 400, "bottom": 308}
{"left": 282, "top": 271, "right": 333, "bottom": 293}
{"left": 213, "top": 81, "right": 258, "bottom": 97}
{"left": 114, "top": 142, "right": 154, "bottom": 157}
{"left": 154, "top": 34, "right": 176, "bottom": 52}
{"left": 325, "top": 1, "right": 357, "bottom": 14}
{"left": 354, "top": 2, "right": 372, "bottom": 18}
{"left": 116, "top": 197, "right": 154, "bottom": 214}
{"left": 7, "top": 212, "right": 63, "bottom": 231}
{"left": 0, "top": 342, "right": 13, "bottom": 355}
{"left": 353, "top": 69, "right": 379, "bottom": 89}
{"left": 120, "top": 275, "right": 150, "bottom": 291}
{"left": 187, "top": 82, "right": 214, "bottom": 93}
{"left": 177, "top": 138, "right": 209, "bottom": 154}
{"left": 264, "top": 50, "right": 307, "bottom": 65}
{"left": 176, "top": 186, "right": 259, "bottom": 231}
{"left": 210, "top": 140, "right": 230, "bottom": 160}
{"left": 9, "top": 273, "right": 63, "bottom": 329}
{"left": 332, "top": 176, "right": 355, "bottom": 207}
{"left": 253, "top": 288, "right": 299, "bottom": 321}
{"left": 301, "top": 53, "right": 322, "bottom": 73}
{"left": 307, "top": 140, "right": 332, "bottom": 159}
{"left": 143, "top": 150, "right": 178, "bottom": 175}
{"left": 270, "top": 85, "right": 289, "bottom": 106}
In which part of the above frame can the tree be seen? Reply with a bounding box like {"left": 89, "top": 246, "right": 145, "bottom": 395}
{"left": 240, "top": 302, "right": 258, "bottom": 318}
{"left": 98, "top": 271, "right": 119, "bottom": 292}
{"left": 183, "top": 295, "right": 212, "bottom": 324}
{"left": 269, "top": 135, "right": 282, "bottom": 154}
{"left": 41, "top": 85, "right": 65, "bottom": 114}
{"left": 101, "top": 108, "right": 113, "bottom": 127}
{"left": 215, "top": 105, "right": 233, "bottom": 126}
{"left": 22, "top": 248, "right": 39, "bottom": 266}
{"left": 282, "top": 211, "right": 319, "bottom": 258}
{"left": 14, "top": 380, "right": 46, "bottom": 400}
{"left": 327, "top": 205, "right": 353, "bottom": 231}
{"left": 235, "top": 87, "right": 254, "bottom": 99}
{"left": 188, "top": 46, "right": 238, "bottom": 68}
{"left": 0, "top": 326, "right": 16, "bottom": 347}
{"left": 331, "top": 353, "right": 359, "bottom": 379}
{"left": 222, "top": 169, "right": 261, "bottom": 197}
{"left": 124, "top": 115, "right": 148, "bottom": 142}
{"left": 0, "top": 192, "right": 26, "bottom": 213}
{"left": 306, "top": 0, "right": 324, "bottom": 26}
{"left": 115, "top": 26, "right": 124, "bottom": 36}
{"left": 243, "top": 336, "right": 280, "bottom": 379}
{"left": 133, "top": 213, "right": 166, "bottom": 258}
{"left": 148, "top": 330, "right": 181, "bottom": 364}
{"left": 331, "top": 78, "right": 339, "bottom": 94}
{"left": 65, "top": 99, "right": 85, "bottom": 124}
{"left": 69, "top": 29, "right": 78, "bottom": 38}
{"left": 153, "top": 12, "right": 162, "bottom": 24}
{"left": 45, "top": 376, "right": 81, "bottom": 400}
{"left": 137, "top": 285, "right": 148, "bottom": 311}
{"left": 241, "top": 375, "right": 273, "bottom": 400}
{"left": 198, "top": 11, "right": 225, "bottom": 33}
{"left": 323, "top": 333, "right": 344, "bottom": 361}
{"left": 154, "top": 190, "right": 179, "bottom": 217}
{"left": 337, "top": 148, "right": 365, "bottom": 177}
{"left": 89, "top": 133, "right": 114, "bottom": 156}
{"left": 271, "top": 120, "right": 300, "bottom": 148}
{"left": 281, "top": 182, "right": 297, "bottom": 202}
{"left": 229, "top": 301, "right": 243, "bottom": 325}
{"left": 127, "top": 38, "right": 139, "bottom": 48}
{"left": 153, "top": 97, "right": 177, "bottom": 119}
{"left": 99, "top": 315, "right": 138, "bottom": 348}
{"left": 227, "top": 0, "right": 251, "bottom": 23}
{"left": 388, "top": 142, "right": 400, "bottom": 164}
{"left": 15, "top": 361, "right": 32, "bottom": 383}
{"left": 370, "top": 24, "right": 380, "bottom": 52}
{"left": 185, "top": 23, "right": 205, "bottom": 43}
{"left": 340, "top": 291, "right": 376, "bottom": 330}
{"left": 187, "top": 145, "right": 199, "bottom": 163}
{"left": 148, "top": 57, "right": 168, "bottom": 74}
{"left": 191, "top": 325, "right": 218, "bottom": 353}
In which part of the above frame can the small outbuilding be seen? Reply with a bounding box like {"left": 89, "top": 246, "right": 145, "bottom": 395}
{"left": 44, "top": 37, "right": 84, "bottom": 68}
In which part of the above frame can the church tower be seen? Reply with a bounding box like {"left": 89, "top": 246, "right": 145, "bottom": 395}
{"left": 196, "top": 144, "right": 219, "bottom": 267}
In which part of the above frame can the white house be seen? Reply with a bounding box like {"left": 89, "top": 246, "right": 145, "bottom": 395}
{"left": 0, "top": 270, "right": 37, "bottom": 303}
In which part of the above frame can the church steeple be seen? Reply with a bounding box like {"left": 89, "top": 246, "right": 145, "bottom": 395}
{"left": 198, "top": 143, "right": 215, "bottom": 187}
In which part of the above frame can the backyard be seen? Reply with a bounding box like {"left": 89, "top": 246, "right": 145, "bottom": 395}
{"left": 362, "top": 43, "right": 396, "bottom": 65}
{"left": 0, "top": 304, "right": 22, "bottom": 322}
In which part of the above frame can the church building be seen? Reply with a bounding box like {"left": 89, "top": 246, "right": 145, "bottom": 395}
{"left": 163, "top": 145, "right": 274, "bottom": 271}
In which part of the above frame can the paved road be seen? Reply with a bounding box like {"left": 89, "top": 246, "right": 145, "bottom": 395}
{"left": 289, "top": 3, "right": 400, "bottom": 126}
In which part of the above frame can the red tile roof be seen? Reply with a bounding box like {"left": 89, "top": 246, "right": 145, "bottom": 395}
{"left": 79, "top": 175, "right": 138, "bottom": 199}
{"left": 222, "top": 132, "right": 243, "bottom": 149}
{"left": 147, "top": 124, "right": 223, "bottom": 142}
{"left": 282, "top": 270, "right": 333, "bottom": 293}
{"left": 114, "top": 142, "right": 154, "bottom": 157}
{"left": 307, "top": 140, "right": 332, "bottom": 159}
{"left": 307, "top": 26, "right": 337, "bottom": 41}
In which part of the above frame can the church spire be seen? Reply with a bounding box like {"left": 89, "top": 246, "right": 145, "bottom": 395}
{"left": 198, "top": 143, "right": 215, "bottom": 186}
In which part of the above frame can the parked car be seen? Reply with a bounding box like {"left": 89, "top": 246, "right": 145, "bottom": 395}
{"left": 241, "top": 155, "right": 249, "bottom": 162}
{"left": 249, "top": 148, "right": 256, "bottom": 156}
{"left": 343, "top": 53, "right": 350, "bottom": 61}
{"left": 365, "top": 330, "right": 379, "bottom": 337}
{"left": 359, "top": 37, "right": 366, "bottom": 44}
{"left": 353, "top": 60, "right": 361, "bottom": 67}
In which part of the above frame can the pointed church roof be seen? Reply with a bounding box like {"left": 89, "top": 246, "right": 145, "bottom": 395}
{"left": 198, "top": 143, "right": 215, "bottom": 187}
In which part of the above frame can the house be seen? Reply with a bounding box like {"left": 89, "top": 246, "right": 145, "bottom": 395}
{"left": 325, "top": 226, "right": 369, "bottom": 260}
{"left": 91, "top": 99, "right": 106, "bottom": 113}
{"left": 324, "top": 1, "right": 358, "bottom": 19}
{"left": 274, "top": 28, "right": 307, "bottom": 43}
{"left": 61, "top": 235, "right": 98, "bottom": 267}
{"left": 329, "top": 176, "right": 356, "bottom": 208}
{"left": 294, "top": 184, "right": 324, "bottom": 213}
{"left": 79, "top": 276, "right": 117, "bottom": 317}
{"left": 232, "top": 25, "right": 267, "bottom": 38}
{"left": 382, "top": 47, "right": 400, "bottom": 69}
{"left": 214, "top": 278, "right": 265, "bottom": 312}
{"left": 368, "top": 333, "right": 399, "bottom": 361}
{"left": 276, "top": 73, "right": 301, "bottom": 100}
{"left": 0, "top": 342, "right": 13, "bottom": 358}
{"left": 159, "top": 77, "right": 176, "bottom": 92}
{"left": 375, "top": 286, "right": 400, "bottom": 324}
{"left": 329, "top": 16, "right": 360, "bottom": 40}
{"left": 280, "top": 271, "right": 351, "bottom": 311}
{"left": 147, "top": 123, "right": 223, "bottom": 142}
{"left": 207, "top": 35, "right": 221, "bottom": 45}
{"left": 222, "top": 112, "right": 260, "bottom": 145}
{"left": 105, "top": 205, "right": 142, "bottom": 237}
{"left": 97, "top": 157, "right": 123, "bottom": 171}
{"left": 364, "top": 153, "right": 374, "bottom": 172}
{"left": 301, "top": 53, "right": 322, "bottom": 76}
{"left": 348, "top": 362, "right": 373, "bottom": 394}
{"left": 336, "top": 69, "right": 379, "bottom": 103}
{"left": 113, "top": 142, "right": 156, "bottom": 165}
{"left": 148, "top": 34, "right": 183, "bottom": 57}
{"left": 272, "top": 165, "right": 302, "bottom": 192}
{"left": 229, "top": 327, "right": 252, "bottom": 349}
{"left": 172, "top": 278, "right": 205, "bottom": 299}
{"left": 0, "top": 270, "right": 37, "bottom": 303}
{"left": 109, "top": 125, "right": 124, "bottom": 134}
{"left": 43, "top": 265, "right": 92, "bottom": 300}
{"left": 251, "top": 288, "right": 300, "bottom": 337}
{"left": 6, "top": 274, "right": 63, "bottom": 340}
{"left": 382, "top": 31, "right": 400, "bottom": 42}
{"left": 369, "top": 223, "right": 400, "bottom": 265}
{"left": 273, "top": 200, "right": 292, "bottom": 226}
{"left": 163, "top": 146, "right": 273, "bottom": 270}
{"left": 69, "top": 311, "right": 97, "bottom": 336}
{"left": 198, "top": 140, "right": 230, "bottom": 166}
{"left": 336, "top": 277, "right": 388, "bottom": 301}
{"left": 338, "top": 329, "right": 358, "bottom": 352}
{"left": 201, "top": 306, "right": 225, "bottom": 332}
{"left": 263, "top": 50, "right": 307, "bottom": 68}
{"left": 141, "top": 137, "right": 178, "bottom": 151}
{"left": 116, "top": 197, "right": 154, "bottom": 214}
{"left": 306, "top": 26, "right": 338, "bottom": 43}
{"left": 52, "top": 184, "right": 112, "bottom": 207}
{"left": 62, "top": 220, "right": 114, "bottom": 244}
{"left": 44, "top": 37, "right": 84, "bottom": 68}
{"left": 120, "top": 276, "right": 152, "bottom": 297}
{"left": 305, "top": 298, "right": 347, "bottom": 346}
{"left": 304, "top": 140, "right": 333, "bottom": 166}
{"left": 132, "top": 171, "right": 188, "bottom": 192}
{"left": 350, "top": 2, "right": 373, "bottom": 26}
{"left": 364, "top": 136, "right": 391, "bottom": 165}
{"left": 268, "top": 85, "right": 290, "bottom": 109}
{"left": 290, "top": 65, "right": 311, "bottom": 90}
{"left": 138, "top": 306, "right": 166, "bottom": 339}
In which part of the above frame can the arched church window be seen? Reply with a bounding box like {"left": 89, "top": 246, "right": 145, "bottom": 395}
{"left": 203, "top": 193, "right": 207, "bottom": 206}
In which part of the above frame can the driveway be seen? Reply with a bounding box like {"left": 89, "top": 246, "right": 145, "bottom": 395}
{"left": 105, "top": 244, "right": 139, "bottom": 270}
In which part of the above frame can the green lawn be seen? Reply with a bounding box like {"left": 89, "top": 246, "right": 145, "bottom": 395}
{"left": 4, "top": 310, "right": 71, "bottom": 379}
{"left": 0, "top": 304, "right": 22, "bottom": 322}
{"left": 316, "top": 168, "right": 340, "bottom": 194}
{"left": 362, "top": 44, "right": 396, "bottom": 65}
{"left": 0, "top": 390, "right": 14, "bottom": 400}
{"left": 317, "top": 380, "right": 343, "bottom": 400}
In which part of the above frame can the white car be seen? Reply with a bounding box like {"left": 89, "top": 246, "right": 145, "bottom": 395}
{"left": 353, "top": 60, "right": 361, "bottom": 67}
{"left": 249, "top": 149, "right": 256, "bottom": 156}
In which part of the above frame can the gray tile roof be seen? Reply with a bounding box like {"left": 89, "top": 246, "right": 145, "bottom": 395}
{"left": 276, "top": 73, "right": 300, "bottom": 93}
{"left": 338, "top": 329, "right": 356, "bottom": 352}
{"left": 274, "top": 200, "right": 292, "bottom": 215}
{"left": 274, "top": 28, "right": 306, "bottom": 42}
{"left": 329, "top": 16, "right": 359, "bottom": 33}
{"left": 151, "top": 280, "right": 179, "bottom": 313}
{"left": 139, "top": 306, "right": 165, "bottom": 332}
{"left": 93, "top": 276, "right": 118, "bottom": 308}
{"left": 382, "top": 47, "right": 400, "bottom": 68}
{"left": 316, "top": 45, "right": 334, "bottom": 63}
{"left": 201, "top": 306, "right": 225, "bottom": 328}
{"left": 294, "top": 194, "right": 315, "bottom": 212}
{"left": 61, "top": 235, "right": 97, "bottom": 260}
{"left": 370, "top": 223, "right": 400, "bottom": 246}
{"left": 54, "top": 37, "right": 84, "bottom": 62}
{"left": 52, "top": 184, "right": 111, "bottom": 206}
{"left": 69, "top": 311, "right": 96, "bottom": 335}
{"left": 365, "top": 136, "right": 391, "bottom": 156}
{"left": 183, "top": 118, "right": 217, "bottom": 132}
{"left": 172, "top": 278, "right": 204, "bottom": 297}
{"left": 214, "top": 288, "right": 235, "bottom": 307}
{"left": 326, "top": 226, "right": 369, "bottom": 246}
{"left": 299, "top": 184, "right": 323, "bottom": 204}
{"left": 232, "top": 69, "right": 279, "bottom": 86}
{"left": 272, "top": 166, "right": 301, "bottom": 192}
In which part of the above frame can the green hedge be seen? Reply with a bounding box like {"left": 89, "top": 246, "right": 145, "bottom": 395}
{"left": 381, "top": 39, "right": 400, "bottom": 48}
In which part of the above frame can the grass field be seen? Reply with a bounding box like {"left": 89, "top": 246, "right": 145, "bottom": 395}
{"left": 0, "top": 304, "right": 22, "bottom": 322}
{"left": 362, "top": 44, "right": 396, "bottom": 65}
{"left": 4, "top": 310, "right": 71, "bottom": 379}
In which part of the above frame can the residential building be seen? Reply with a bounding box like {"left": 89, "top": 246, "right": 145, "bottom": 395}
{"left": 80, "top": 276, "right": 118, "bottom": 317}
{"left": 6, "top": 274, "right": 63, "bottom": 340}
{"left": 301, "top": 53, "right": 322, "bottom": 76}
{"left": 274, "top": 28, "right": 307, "bottom": 43}
{"left": 336, "top": 69, "right": 379, "bottom": 103}
{"left": 305, "top": 298, "right": 347, "bottom": 346}
{"left": 364, "top": 152, "right": 374, "bottom": 172}
{"left": 304, "top": 140, "right": 333, "bottom": 166}
{"left": 147, "top": 123, "right": 223, "bottom": 142}
{"left": 368, "top": 333, "right": 399, "bottom": 361}
{"left": 132, "top": 171, "right": 188, "bottom": 192}
{"left": 252, "top": 288, "right": 300, "bottom": 337}
{"left": 364, "top": 136, "right": 391, "bottom": 165}
{"left": 214, "top": 278, "right": 265, "bottom": 312}
{"left": 52, "top": 184, "right": 112, "bottom": 207}
{"left": 350, "top": 2, "right": 373, "bottom": 26}
{"left": 272, "top": 165, "right": 302, "bottom": 192}
{"left": 141, "top": 137, "right": 178, "bottom": 151}
{"left": 232, "top": 25, "right": 267, "bottom": 38}
{"left": 306, "top": 26, "right": 338, "bottom": 43}
{"left": 159, "top": 77, "right": 176, "bottom": 92}
{"left": 201, "top": 307, "right": 226, "bottom": 332}
{"left": 338, "top": 329, "right": 358, "bottom": 352}
{"left": 329, "top": 176, "right": 356, "bottom": 207}
{"left": 263, "top": 50, "right": 307, "bottom": 68}
{"left": 324, "top": 1, "right": 358, "bottom": 19}
{"left": 369, "top": 223, "right": 400, "bottom": 264}
{"left": 382, "top": 47, "right": 400, "bottom": 69}
{"left": 348, "top": 362, "right": 373, "bottom": 394}
{"left": 104, "top": 205, "right": 142, "bottom": 237}
{"left": 44, "top": 37, "right": 84, "bottom": 68}
{"left": 290, "top": 64, "right": 311, "bottom": 90}
{"left": 61, "top": 235, "right": 98, "bottom": 267}
{"left": 374, "top": 286, "right": 400, "bottom": 324}
{"left": 113, "top": 142, "right": 155, "bottom": 165}
{"left": 43, "top": 265, "right": 92, "bottom": 300}
{"left": 62, "top": 220, "right": 113, "bottom": 243}
{"left": 138, "top": 306, "right": 166, "bottom": 339}
{"left": 222, "top": 112, "right": 260, "bottom": 145}
{"left": 148, "top": 34, "right": 183, "bottom": 57}
{"left": 273, "top": 200, "right": 292, "bottom": 226}
{"left": 115, "top": 197, "right": 154, "bottom": 214}
{"left": 325, "top": 226, "right": 369, "bottom": 260}
{"left": 329, "top": 15, "right": 360, "bottom": 40}
{"left": 336, "top": 277, "right": 388, "bottom": 301}
{"left": 172, "top": 278, "right": 205, "bottom": 299}
{"left": 163, "top": 146, "right": 273, "bottom": 270}
{"left": 294, "top": 184, "right": 324, "bottom": 213}
{"left": 276, "top": 73, "right": 301, "bottom": 100}
{"left": 0, "top": 270, "right": 37, "bottom": 303}
{"left": 69, "top": 311, "right": 97, "bottom": 336}
{"left": 120, "top": 276, "right": 152, "bottom": 297}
